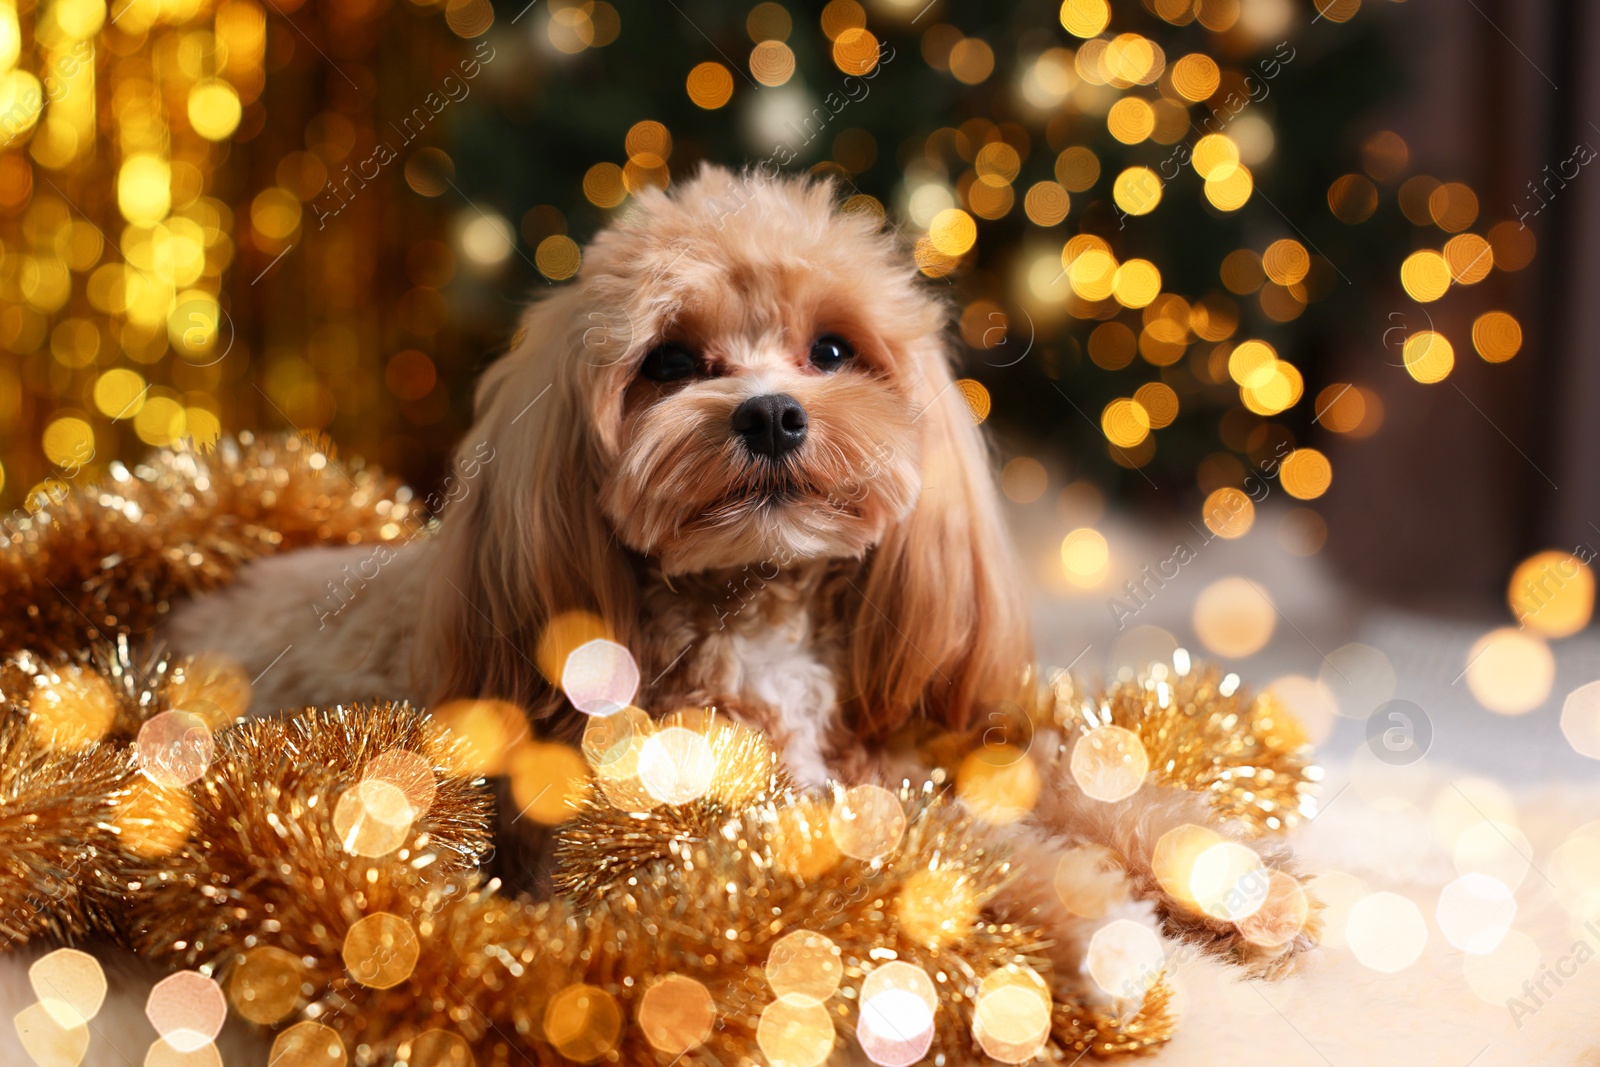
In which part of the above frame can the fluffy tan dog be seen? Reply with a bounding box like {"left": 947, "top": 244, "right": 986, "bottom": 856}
{"left": 157, "top": 165, "right": 1307, "bottom": 1020}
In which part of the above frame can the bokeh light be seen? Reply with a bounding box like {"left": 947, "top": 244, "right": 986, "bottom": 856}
{"left": 829, "top": 784, "right": 907, "bottom": 861}
{"left": 766, "top": 930, "right": 843, "bottom": 1006}
{"left": 269, "top": 1024, "right": 347, "bottom": 1067}
{"left": 544, "top": 985, "right": 622, "bottom": 1063}
{"left": 1436, "top": 873, "right": 1516, "bottom": 954}
{"left": 1192, "top": 576, "right": 1276, "bottom": 658}
{"left": 1507, "top": 551, "right": 1594, "bottom": 637}
{"left": 1188, "top": 842, "right": 1268, "bottom": 921}
{"left": 560, "top": 638, "right": 639, "bottom": 716}
{"left": 144, "top": 971, "right": 227, "bottom": 1053}
{"left": 1345, "top": 892, "right": 1427, "bottom": 972}
{"left": 972, "top": 966, "right": 1052, "bottom": 1062}
{"left": 135, "top": 711, "right": 214, "bottom": 789}
{"left": 956, "top": 745, "right": 1041, "bottom": 823}
{"left": 1085, "top": 920, "right": 1165, "bottom": 1001}
{"left": 637, "top": 726, "right": 716, "bottom": 805}
{"left": 510, "top": 740, "right": 590, "bottom": 823}
{"left": 227, "top": 946, "right": 303, "bottom": 1025}
{"left": 857, "top": 962, "right": 938, "bottom": 1067}
{"left": 342, "top": 913, "right": 421, "bottom": 990}
{"left": 1053, "top": 844, "right": 1130, "bottom": 919}
{"left": 757, "top": 998, "right": 834, "bottom": 1067}
{"left": 637, "top": 975, "right": 715, "bottom": 1056}
{"left": 1069, "top": 726, "right": 1149, "bottom": 802}
{"left": 1061, "top": 526, "right": 1110, "bottom": 587}
{"left": 1464, "top": 628, "right": 1554, "bottom": 715}
{"left": 1561, "top": 682, "right": 1600, "bottom": 760}
{"left": 14, "top": 1001, "right": 89, "bottom": 1067}
{"left": 29, "top": 949, "right": 106, "bottom": 1029}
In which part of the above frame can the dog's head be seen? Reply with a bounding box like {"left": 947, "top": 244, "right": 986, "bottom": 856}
{"left": 420, "top": 166, "right": 1028, "bottom": 738}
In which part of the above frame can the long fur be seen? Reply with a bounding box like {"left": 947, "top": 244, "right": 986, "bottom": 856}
{"left": 412, "top": 166, "right": 1030, "bottom": 743}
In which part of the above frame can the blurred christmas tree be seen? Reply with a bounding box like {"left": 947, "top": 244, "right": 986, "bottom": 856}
{"left": 1, "top": 0, "right": 1535, "bottom": 547}
{"left": 441, "top": 0, "right": 1414, "bottom": 521}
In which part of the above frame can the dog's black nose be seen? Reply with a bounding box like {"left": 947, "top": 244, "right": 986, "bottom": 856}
{"left": 731, "top": 393, "right": 807, "bottom": 459}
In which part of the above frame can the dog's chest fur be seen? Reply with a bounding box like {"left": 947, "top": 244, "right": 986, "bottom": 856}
{"left": 637, "top": 562, "right": 853, "bottom": 787}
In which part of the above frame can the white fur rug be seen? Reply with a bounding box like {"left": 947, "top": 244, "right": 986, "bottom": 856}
{"left": 1150, "top": 769, "right": 1600, "bottom": 1067}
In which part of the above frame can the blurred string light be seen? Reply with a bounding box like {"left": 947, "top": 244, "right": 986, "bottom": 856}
{"left": 0, "top": 0, "right": 1542, "bottom": 571}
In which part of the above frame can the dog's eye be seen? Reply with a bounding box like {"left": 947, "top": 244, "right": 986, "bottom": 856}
{"left": 809, "top": 334, "right": 855, "bottom": 371}
{"left": 640, "top": 343, "right": 698, "bottom": 382}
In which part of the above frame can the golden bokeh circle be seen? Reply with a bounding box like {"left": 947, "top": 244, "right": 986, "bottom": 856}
{"left": 27, "top": 664, "right": 118, "bottom": 750}
{"left": 582, "top": 163, "right": 626, "bottom": 208}
{"left": 896, "top": 866, "right": 980, "bottom": 947}
{"left": 269, "top": 1023, "right": 347, "bottom": 1067}
{"left": 1465, "top": 628, "right": 1554, "bottom": 715}
{"left": 1471, "top": 311, "right": 1521, "bottom": 362}
{"left": 1069, "top": 725, "right": 1149, "bottom": 802}
{"left": 829, "top": 784, "right": 907, "bottom": 861}
{"left": 333, "top": 778, "right": 416, "bottom": 857}
{"left": 766, "top": 930, "right": 843, "bottom": 1006}
{"left": 1060, "top": 526, "right": 1109, "bottom": 587}
{"left": 430, "top": 698, "right": 528, "bottom": 777}
{"left": 1399, "top": 249, "right": 1450, "bottom": 302}
{"left": 973, "top": 966, "right": 1052, "bottom": 1062}
{"left": 1507, "top": 551, "right": 1593, "bottom": 638}
{"left": 544, "top": 984, "right": 623, "bottom": 1063}
{"left": 1402, "top": 330, "right": 1454, "bottom": 384}
{"left": 1202, "top": 487, "right": 1254, "bottom": 539}
{"left": 1280, "top": 448, "right": 1332, "bottom": 500}
{"left": 1100, "top": 397, "right": 1150, "bottom": 448}
{"left": 1112, "top": 166, "right": 1161, "bottom": 216}
{"left": 510, "top": 740, "right": 590, "bottom": 824}
{"left": 750, "top": 40, "right": 796, "bottom": 86}
{"left": 686, "top": 62, "right": 734, "bottom": 109}
{"left": 928, "top": 207, "right": 977, "bottom": 257}
{"left": 167, "top": 652, "right": 252, "bottom": 728}
{"left": 1060, "top": 0, "right": 1110, "bottom": 37}
{"left": 757, "top": 998, "right": 835, "bottom": 1067}
{"left": 408, "top": 1030, "right": 475, "bottom": 1067}
{"left": 1170, "top": 53, "right": 1219, "bottom": 100}
{"left": 1192, "top": 576, "right": 1276, "bottom": 658}
{"left": 535, "top": 235, "right": 581, "bottom": 281}
{"left": 342, "top": 913, "right": 421, "bottom": 990}
{"left": 227, "top": 945, "right": 303, "bottom": 1025}
{"left": 832, "top": 27, "right": 880, "bottom": 76}
{"left": 637, "top": 974, "right": 715, "bottom": 1056}
{"left": 956, "top": 745, "right": 1041, "bottom": 824}
{"left": 29, "top": 948, "right": 107, "bottom": 1028}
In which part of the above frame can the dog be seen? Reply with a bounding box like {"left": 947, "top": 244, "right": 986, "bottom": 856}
{"left": 2, "top": 167, "right": 1307, "bottom": 1065}
{"left": 167, "top": 165, "right": 1031, "bottom": 786}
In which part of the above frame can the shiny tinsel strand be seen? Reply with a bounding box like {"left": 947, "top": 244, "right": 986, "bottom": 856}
{"left": 125, "top": 702, "right": 494, "bottom": 972}
{"left": 0, "top": 432, "right": 421, "bottom": 659}
{"left": 1052, "top": 653, "right": 1320, "bottom": 835}
{"left": 119, "top": 703, "right": 1172, "bottom": 1064}
{"left": 0, "top": 702, "right": 136, "bottom": 945}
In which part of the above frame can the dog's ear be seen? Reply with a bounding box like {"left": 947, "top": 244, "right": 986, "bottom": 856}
{"left": 415, "top": 292, "right": 637, "bottom": 730}
{"left": 843, "top": 341, "right": 1030, "bottom": 739}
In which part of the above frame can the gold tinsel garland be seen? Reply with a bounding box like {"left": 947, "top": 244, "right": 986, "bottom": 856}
{"left": 0, "top": 702, "right": 135, "bottom": 945}
{"left": 1049, "top": 656, "right": 1319, "bottom": 836}
{"left": 0, "top": 433, "right": 420, "bottom": 660}
{"left": 0, "top": 647, "right": 1185, "bottom": 1064}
